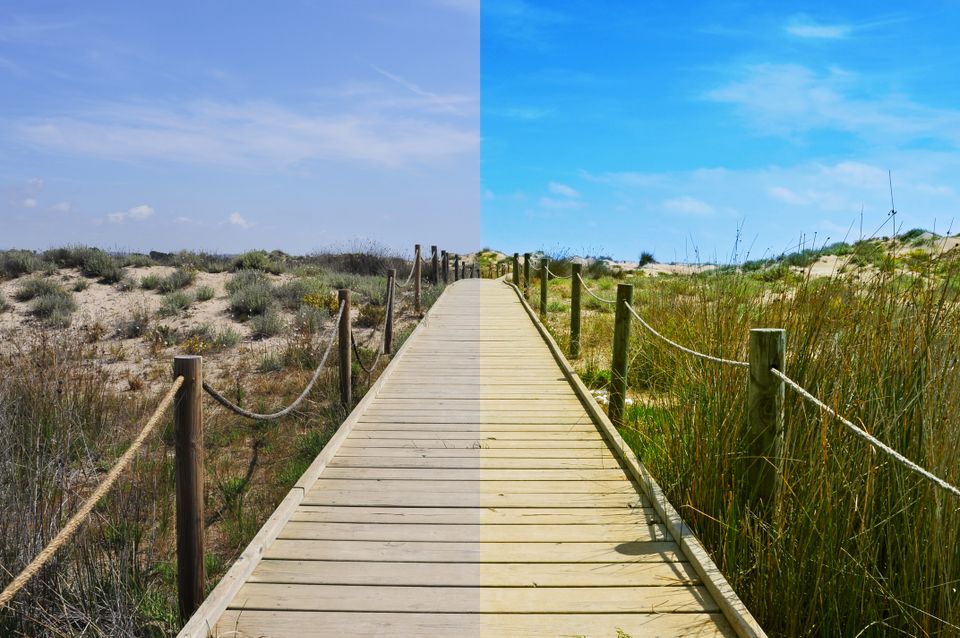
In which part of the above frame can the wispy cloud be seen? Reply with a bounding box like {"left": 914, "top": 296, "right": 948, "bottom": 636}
{"left": 48, "top": 201, "right": 71, "bottom": 212}
{"left": 106, "top": 204, "right": 154, "bottom": 223}
{"left": 663, "top": 195, "right": 714, "bottom": 216}
{"left": 548, "top": 181, "right": 579, "bottom": 198}
{"left": 14, "top": 96, "right": 478, "bottom": 169}
{"left": 785, "top": 16, "right": 852, "bottom": 39}
{"left": 705, "top": 64, "right": 960, "bottom": 147}
{"left": 484, "top": 0, "right": 567, "bottom": 49}
{"left": 228, "top": 211, "right": 252, "bottom": 229}
{"left": 22, "top": 198, "right": 36, "bottom": 208}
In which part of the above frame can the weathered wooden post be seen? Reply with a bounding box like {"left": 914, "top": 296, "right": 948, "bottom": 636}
{"left": 539, "top": 258, "right": 549, "bottom": 318}
{"left": 461, "top": 262, "right": 466, "bottom": 279}
{"left": 453, "top": 255, "right": 460, "bottom": 281}
{"left": 570, "top": 263, "right": 582, "bottom": 358}
{"left": 338, "top": 289, "right": 351, "bottom": 407}
{"left": 747, "top": 328, "right": 786, "bottom": 507}
{"left": 523, "top": 253, "right": 531, "bottom": 291}
{"left": 174, "top": 355, "right": 204, "bottom": 623}
{"left": 431, "top": 245, "right": 439, "bottom": 285}
{"left": 414, "top": 244, "right": 422, "bottom": 315}
{"left": 385, "top": 269, "right": 395, "bottom": 355}
{"left": 513, "top": 253, "right": 520, "bottom": 286}
{"left": 442, "top": 252, "right": 450, "bottom": 284}
{"left": 608, "top": 283, "right": 634, "bottom": 426}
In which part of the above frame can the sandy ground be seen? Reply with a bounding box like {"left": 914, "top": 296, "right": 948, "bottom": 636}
{"left": 0, "top": 265, "right": 411, "bottom": 391}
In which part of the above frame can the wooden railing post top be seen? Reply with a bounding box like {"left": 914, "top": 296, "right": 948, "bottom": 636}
{"left": 572, "top": 262, "right": 582, "bottom": 272}
{"left": 337, "top": 288, "right": 350, "bottom": 300}
{"left": 750, "top": 328, "right": 786, "bottom": 335}
{"left": 174, "top": 355, "right": 202, "bottom": 363}
{"left": 616, "top": 283, "right": 634, "bottom": 299}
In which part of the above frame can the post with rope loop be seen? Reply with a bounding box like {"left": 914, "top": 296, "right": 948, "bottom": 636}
{"left": 443, "top": 252, "right": 450, "bottom": 284}
{"left": 431, "top": 245, "right": 439, "bottom": 285}
{"left": 609, "top": 284, "right": 634, "bottom": 426}
{"left": 414, "top": 244, "right": 422, "bottom": 315}
{"left": 453, "top": 255, "right": 460, "bottom": 281}
{"left": 523, "top": 253, "right": 531, "bottom": 292}
{"left": 338, "top": 289, "right": 352, "bottom": 407}
{"left": 539, "top": 258, "right": 549, "bottom": 318}
{"left": 513, "top": 253, "right": 520, "bottom": 287}
{"left": 746, "top": 328, "right": 786, "bottom": 509}
{"left": 570, "top": 263, "right": 582, "bottom": 358}
{"left": 173, "top": 355, "right": 204, "bottom": 623}
{"left": 385, "top": 269, "right": 396, "bottom": 355}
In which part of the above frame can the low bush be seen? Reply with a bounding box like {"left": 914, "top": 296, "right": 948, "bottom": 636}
{"left": 73, "top": 278, "right": 90, "bottom": 292}
{"left": 356, "top": 302, "right": 385, "bottom": 328}
{"left": 0, "top": 292, "right": 8, "bottom": 313}
{"left": 31, "top": 291, "right": 77, "bottom": 327}
{"left": 195, "top": 285, "right": 215, "bottom": 302}
{"left": 80, "top": 249, "right": 125, "bottom": 283}
{"left": 140, "top": 274, "right": 161, "bottom": 290}
{"left": 228, "top": 272, "right": 274, "bottom": 318}
{"left": 16, "top": 276, "right": 62, "bottom": 301}
{"left": 249, "top": 310, "right": 284, "bottom": 339}
{"left": 158, "top": 291, "right": 192, "bottom": 316}
{"left": 157, "top": 268, "right": 196, "bottom": 293}
{"left": 294, "top": 306, "right": 327, "bottom": 334}
{"left": 117, "top": 305, "right": 151, "bottom": 339}
{"left": 231, "top": 250, "right": 285, "bottom": 274}
{"left": 0, "top": 250, "right": 43, "bottom": 278}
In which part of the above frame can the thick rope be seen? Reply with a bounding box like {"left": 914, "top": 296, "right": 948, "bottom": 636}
{"left": 0, "top": 376, "right": 184, "bottom": 608}
{"left": 546, "top": 266, "right": 572, "bottom": 280}
{"left": 203, "top": 302, "right": 344, "bottom": 420}
{"left": 575, "top": 273, "right": 617, "bottom": 304}
{"left": 771, "top": 368, "right": 960, "bottom": 499}
{"left": 624, "top": 302, "right": 749, "bottom": 367}
{"left": 394, "top": 247, "right": 420, "bottom": 289}
{"left": 352, "top": 281, "right": 393, "bottom": 374}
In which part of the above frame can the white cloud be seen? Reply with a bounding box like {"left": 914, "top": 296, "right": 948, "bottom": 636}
{"left": 228, "top": 212, "right": 252, "bottom": 229}
{"left": 15, "top": 90, "right": 478, "bottom": 169}
{"left": 548, "top": 181, "right": 579, "bottom": 198}
{"left": 173, "top": 216, "right": 194, "bottom": 224}
{"left": 22, "top": 198, "right": 37, "bottom": 208}
{"left": 663, "top": 195, "right": 714, "bottom": 216}
{"left": 785, "top": 16, "right": 852, "bottom": 39}
{"left": 705, "top": 64, "right": 960, "bottom": 147}
{"left": 917, "top": 183, "right": 954, "bottom": 197}
{"left": 106, "top": 204, "right": 154, "bottom": 223}
{"left": 127, "top": 204, "right": 154, "bottom": 219}
{"left": 25, "top": 177, "right": 43, "bottom": 193}
{"left": 48, "top": 201, "right": 71, "bottom": 212}
{"left": 767, "top": 186, "right": 806, "bottom": 205}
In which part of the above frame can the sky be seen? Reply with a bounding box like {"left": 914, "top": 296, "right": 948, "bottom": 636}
{"left": 0, "top": 1, "right": 479, "bottom": 255}
{"left": 481, "top": 1, "right": 960, "bottom": 263}
{"left": 3, "top": 2, "right": 960, "bottom": 262}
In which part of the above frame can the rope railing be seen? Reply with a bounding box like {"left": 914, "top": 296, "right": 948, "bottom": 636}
{"left": 771, "top": 368, "right": 960, "bottom": 499}
{"left": 546, "top": 266, "right": 572, "bottom": 280}
{"left": 394, "top": 246, "right": 420, "bottom": 288}
{"left": 0, "top": 376, "right": 184, "bottom": 609}
{"left": 624, "top": 302, "right": 749, "bottom": 368}
{"left": 203, "top": 302, "right": 345, "bottom": 420}
{"left": 576, "top": 273, "right": 616, "bottom": 304}
{"left": 352, "top": 281, "right": 393, "bottom": 375}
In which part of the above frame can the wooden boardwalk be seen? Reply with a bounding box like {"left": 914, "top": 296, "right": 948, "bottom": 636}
{"left": 184, "top": 280, "right": 761, "bottom": 637}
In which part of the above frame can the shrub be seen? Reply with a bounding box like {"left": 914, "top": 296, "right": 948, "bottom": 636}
{"left": 0, "top": 250, "right": 42, "bottom": 278}
{"left": 356, "top": 303, "right": 385, "bottom": 328}
{"left": 16, "top": 276, "right": 62, "bottom": 301}
{"left": 294, "top": 306, "right": 327, "bottom": 334}
{"left": 249, "top": 309, "right": 284, "bottom": 339}
{"left": 274, "top": 279, "right": 310, "bottom": 310}
{"left": 115, "top": 276, "right": 137, "bottom": 292}
{"left": 140, "top": 274, "right": 161, "bottom": 290}
{"left": 73, "top": 278, "right": 90, "bottom": 292}
{"left": 212, "top": 327, "right": 241, "bottom": 349}
{"left": 228, "top": 272, "right": 274, "bottom": 318}
{"left": 231, "top": 250, "right": 284, "bottom": 274}
{"left": 80, "top": 249, "right": 124, "bottom": 283}
{"left": 119, "top": 253, "right": 156, "bottom": 267}
{"left": 0, "top": 292, "right": 8, "bottom": 313}
{"left": 31, "top": 291, "right": 77, "bottom": 327}
{"left": 638, "top": 251, "right": 656, "bottom": 267}
{"left": 158, "top": 291, "right": 192, "bottom": 316}
{"left": 117, "top": 305, "right": 150, "bottom": 339}
{"left": 157, "top": 267, "right": 196, "bottom": 293}
{"left": 195, "top": 285, "right": 215, "bottom": 302}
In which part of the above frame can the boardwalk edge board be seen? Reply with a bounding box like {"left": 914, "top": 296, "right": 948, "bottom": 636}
{"left": 177, "top": 285, "right": 448, "bottom": 638}
{"left": 504, "top": 280, "right": 767, "bottom": 638}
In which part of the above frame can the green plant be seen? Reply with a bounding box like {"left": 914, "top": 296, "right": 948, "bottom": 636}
{"left": 638, "top": 251, "right": 656, "bottom": 266}
{"left": 73, "top": 278, "right": 90, "bottom": 292}
{"left": 31, "top": 291, "right": 77, "bottom": 327}
{"left": 195, "top": 285, "right": 215, "bottom": 302}
{"left": 249, "top": 309, "right": 284, "bottom": 339}
{"left": 158, "top": 291, "right": 192, "bottom": 316}
{"left": 140, "top": 273, "right": 161, "bottom": 290}
{"left": 231, "top": 250, "right": 284, "bottom": 274}
{"left": 228, "top": 271, "right": 274, "bottom": 318}
{"left": 157, "top": 267, "right": 196, "bottom": 293}
{"left": 0, "top": 292, "right": 8, "bottom": 313}
{"left": 117, "top": 305, "right": 151, "bottom": 339}
{"left": 16, "top": 276, "right": 63, "bottom": 301}
{"left": 0, "top": 250, "right": 43, "bottom": 278}
{"left": 356, "top": 303, "right": 385, "bottom": 328}
{"left": 80, "top": 249, "right": 125, "bottom": 283}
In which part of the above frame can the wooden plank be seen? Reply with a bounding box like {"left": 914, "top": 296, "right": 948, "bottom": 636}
{"left": 327, "top": 456, "right": 622, "bottom": 469}
{"left": 228, "top": 583, "right": 719, "bottom": 613}
{"left": 352, "top": 422, "right": 598, "bottom": 431}
{"left": 300, "top": 491, "right": 645, "bottom": 508}
{"left": 339, "top": 439, "right": 606, "bottom": 449}
{"left": 308, "top": 478, "right": 638, "bottom": 494}
{"left": 278, "top": 521, "right": 669, "bottom": 542}
{"left": 319, "top": 467, "right": 626, "bottom": 481}
{"left": 247, "top": 559, "right": 699, "bottom": 586}
{"left": 291, "top": 506, "right": 654, "bottom": 525}
{"left": 333, "top": 447, "right": 620, "bottom": 459}
{"left": 346, "top": 430, "right": 603, "bottom": 440}
{"left": 215, "top": 611, "right": 737, "bottom": 638}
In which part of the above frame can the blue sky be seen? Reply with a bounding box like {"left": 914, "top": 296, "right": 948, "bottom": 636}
{"left": 0, "top": 1, "right": 479, "bottom": 255}
{"left": 481, "top": 1, "right": 960, "bottom": 262}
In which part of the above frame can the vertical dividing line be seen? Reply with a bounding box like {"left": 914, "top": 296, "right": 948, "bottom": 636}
{"left": 570, "top": 263, "right": 582, "bottom": 358}
{"left": 173, "top": 355, "right": 204, "bottom": 624}
{"left": 609, "top": 283, "right": 634, "bottom": 426}
{"left": 338, "top": 289, "right": 352, "bottom": 407}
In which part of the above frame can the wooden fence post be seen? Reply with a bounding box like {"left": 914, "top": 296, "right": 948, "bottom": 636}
{"left": 174, "top": 355, "right": 204, "bottom": 624}
{"left": 609, "top": 283, "right": 634, "bottom": 426}
{"left": 385, "top": 269, "right": 395, "bottom": 355}
{"left": 431, "top": 245, "right": 438, "bottom": 285}
{"left": 747, "top": 328, "right": 786, "bottom": 507}
{"left": 523, "top": 253, "right": 531, "bottom": 291}
{"left": 570, "top": 263, "right": 582, "bottom": 358}
{"left": 414, "top": 244, "right": 422, "bottom": 315}
{"left": 539, "top": 258, "right": 549, "bottom": 318}
{"left": 513, "top": 253, "right": 520, "bottom": 287}
{"left": 338, "top": 289, "right": 351, "bottom": 407}
{"left": 461, "top": 262, "right": 466, "bottom": 279}
{"left": 443, "top": 252, "right": 450, "bottom": 284}
{"left": 453, "top": 255, "right": 460, "bottom": 281}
